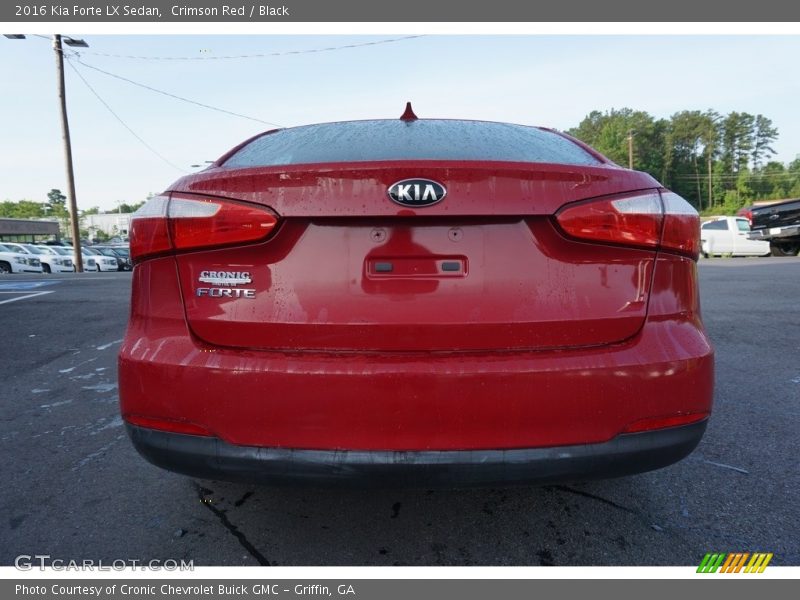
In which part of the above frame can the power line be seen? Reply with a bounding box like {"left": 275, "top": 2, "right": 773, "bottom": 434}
{"left": 70, "top": 55, "right": 283, "bottom": 127}
{"left": 66, "top": 59, "right": 188, "bottom": 173}
{"left": 674, "top": 172, "right": 799, "bottom": 180}
{"left": 76, "top": 35, "right": 426, "bottom": 61}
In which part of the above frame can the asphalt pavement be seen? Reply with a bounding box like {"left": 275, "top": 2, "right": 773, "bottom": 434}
{"left": 1, "top": 258, "right": 798, "bottom": 566}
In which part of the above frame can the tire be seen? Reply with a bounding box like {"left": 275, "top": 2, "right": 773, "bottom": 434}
{"left": 96, "top": 264, "right": 101, "bottom": 272}
{"left": 0, "top": 261, "right": 11, "bottom": 274}
{"left": 770, "top": 241, "right": 800, "bottom": 257}
{"left": 42, "top": 263, "right": 51, "bottom": 274}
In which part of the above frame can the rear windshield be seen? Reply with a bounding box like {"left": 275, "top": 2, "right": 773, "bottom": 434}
{"left": 223, "top": 119, "right": 601, "bottom": 168}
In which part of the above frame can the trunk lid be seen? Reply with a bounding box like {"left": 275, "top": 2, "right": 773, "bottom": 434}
{"left": 171, "top": 162, "right": 661, "bottom": 353}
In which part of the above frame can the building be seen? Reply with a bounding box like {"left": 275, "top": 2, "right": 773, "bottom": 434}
{"left": 0, "top": 218, "right": 61, "bottom": 243}
{"left": 82, "top": 213, "right": 132, "bottom": 238}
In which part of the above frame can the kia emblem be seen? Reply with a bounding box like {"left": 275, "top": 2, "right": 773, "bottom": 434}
{"left": 387, "top": 178, "right": 447, "bottom": 207}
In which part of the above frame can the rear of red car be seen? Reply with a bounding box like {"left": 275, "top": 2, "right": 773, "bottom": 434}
{"left": 119, "top": 117, "right": 713, "bottom": 486}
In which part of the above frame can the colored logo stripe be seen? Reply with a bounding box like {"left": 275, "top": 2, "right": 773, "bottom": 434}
{"left": 745, "top": 553, "right": 773, "bottom": 573}
{"left": 698, "top": 552, "right": 773, "bottom": 573}
{"left": 721, "top": 553, "right": 749, "bottom": 573}
{"left": 697, "top": 553, "right": 726, "bottom": 573}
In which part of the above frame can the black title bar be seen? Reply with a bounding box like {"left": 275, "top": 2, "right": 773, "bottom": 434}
{"left": 3, "top": 0, "right": 800, "bottom": 22}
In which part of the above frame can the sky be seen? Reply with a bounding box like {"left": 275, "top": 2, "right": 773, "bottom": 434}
{"left": 2, "top": 34, "right": 800, "bottom": 212}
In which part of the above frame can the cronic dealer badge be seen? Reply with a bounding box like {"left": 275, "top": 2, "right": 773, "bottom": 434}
{"left": 196, "top": 270, "right": 256, "bottom": 299}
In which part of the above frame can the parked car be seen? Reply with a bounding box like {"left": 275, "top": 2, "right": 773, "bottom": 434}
{"left": 700, "top": 216, "right": 770, "bottom": 257}
{"left": 0, "top": 243, "right": 43, "bottom": 273}
{"left": 35, "top": 245, "right": 95, "bottom": 271}
{"left": 120, "top": 111, "right": 714, "bottom": 486}
{"left": 106, "top": 236, "right": 129, "bottom": 245}
{"left": 83, "top": 247, "right": 121, "bottom": 272}
{"left": 2, "top": 242, "right": 73, "bottom": 273}
{"left": 92, "top": 246, "right": 132, "bottom": 271}
{"left": 742, "top": 198, "right": 800, "bottom": 256}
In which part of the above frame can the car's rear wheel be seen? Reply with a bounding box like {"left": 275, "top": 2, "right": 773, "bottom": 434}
{"left": 42, "top": 263, "right": 51, "bottom": 273}
{"left": 0, "top": 261, "right": 11, "bottom": 274}
{"left": 96, "top": 264, "right": 101, "bottom": 272}
{"left": 770, "top": 241, "right": 800, "bottom": 256}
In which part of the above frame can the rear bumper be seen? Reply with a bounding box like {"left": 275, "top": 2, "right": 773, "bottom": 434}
{"left": 126, "top": 419, "right": 707, "bottom": 487}
{"left": 120, "top": 318, "right": 714, "bottom": 452}
{"left": 749, "top": 225, "right": 800, "bottom": 240}
{"left": 120, "top": 255, "right": 714, "bottom": 460}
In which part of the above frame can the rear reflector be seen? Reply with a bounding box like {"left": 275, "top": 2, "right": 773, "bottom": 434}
{"left": 555, "top": 190, "right": 700, "bottom": 259}
{"left": 124, "top": 414, "right": 213, "bottom": 437}
{"left": 621, "top": 412, "right": 708, "bottom": 434}
{"left": 130, "top": 193, "right": 278, "bottom": 263}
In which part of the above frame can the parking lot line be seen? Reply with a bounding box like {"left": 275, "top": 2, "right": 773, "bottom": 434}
{"left": 0, "top": 290, "right": 54, "bottom": 305}
{"left": 0, "top": 280, "right": 61, "bottom": 291}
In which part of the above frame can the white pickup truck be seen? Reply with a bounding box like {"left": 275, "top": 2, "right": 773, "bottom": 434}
{"left": 700, "top": 216, "right": 770, "bottom": 257}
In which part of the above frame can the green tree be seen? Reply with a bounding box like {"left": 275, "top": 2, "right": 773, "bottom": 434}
{"left": 568, "top": 107, "right": 667, "bottom": 177}
{"left": 46, "top": 189, "right": 68, "bottom": 217}
{"left": 46, "top": 188, "right": 72, "bottom": 236}
{"left": 700, "top": 110, "right": 721, "bottom": 208}
{"left": 751, "top": 115, "right": 778, "bottom": 170}
{"left": 117, "top": 201, "right": 145, "bottom": 213}
{"left": 569, "top": 108, "right": 794, "bottom": 211}
{"left": 0, "top": 200, "right": 47, "bottom": 219}
{"left": 663, "top": 110, "right": 713, "bottom": 209}
{"left": 719, "top": 112, "right": 755, "bottom": 178}
{"left": 787, "top": 159, "right": 800, "bottom": 197}
{"left": 751, "top": 161, "right": 785, "bottom": 200}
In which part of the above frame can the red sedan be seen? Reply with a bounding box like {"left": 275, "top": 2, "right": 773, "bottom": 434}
{"left": 119, "top": 107, "right": 714, "bottom": 486}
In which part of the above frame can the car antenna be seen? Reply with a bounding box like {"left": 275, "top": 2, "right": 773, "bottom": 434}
{"left": 399, "top": 102, "right": 418, "bottom": 121}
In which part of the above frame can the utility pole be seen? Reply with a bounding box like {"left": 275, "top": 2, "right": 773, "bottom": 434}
{"left": 627, "top": 129, "right": 634, "bottom": 170}
{"left": 53, "top": 34, "right": 83, "bottom": 272}
{"left": 707, "top": 153, "right": 713, "bottom": 208}
{"left": 5, "top": 34, "right": 88, "bottom": 271}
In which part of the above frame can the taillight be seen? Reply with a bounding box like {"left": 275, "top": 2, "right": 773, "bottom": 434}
{"left": 555, "top": 190, "right": 700, "bottom": 259}
{"left": 660, "top": 192, "right": 701, "bottom": 259}
{"left": 129, "top": 195, "right": 171, "bottom": 260}
{"left": 130, "top": 193, "right": 279, "bottom": 263}
{"left": 738, "top": 207, "right": 753, "bottom": 227}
